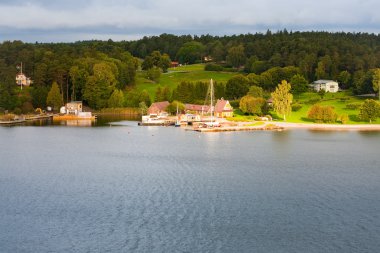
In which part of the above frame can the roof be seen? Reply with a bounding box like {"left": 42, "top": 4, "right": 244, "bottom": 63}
{"left": 185, "top": 104, "right": 210, "bottom": 112}
{"left": 150, "top": 101, "right": 169, "bottom": 110}
{"left": 313, "top": 80, "right": 338, "bottom": 84}
{"left": 215, "top": 99, "right": 233, "bottom": 113}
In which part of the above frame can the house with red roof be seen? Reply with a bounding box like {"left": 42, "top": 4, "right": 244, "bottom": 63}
{"left": 184, "top": 104, "right": 210, "bottom": 115}
{"left": 147, "top": 101, "right": 170, "bottom": 116}
{"left": 214, "top": 99, "right": 233, "bottom": 118}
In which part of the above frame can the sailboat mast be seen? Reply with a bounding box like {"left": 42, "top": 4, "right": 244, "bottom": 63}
{"left": 210, "top": 79, "right": 214, "bottom": 122}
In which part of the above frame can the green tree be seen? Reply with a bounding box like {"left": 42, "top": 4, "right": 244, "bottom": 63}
{"left": 176, "top": 41, "right": 205, "bottom": 64}
{"left": 139, "top": 90, "right": 151, "bottom": 107}
{"left": 159, "top": 53, "right": 171, "bottom": 72}
{"left": 337, "top": 70, "right": 351, "bottom": 89}
{"left": 139, "top": 101, "right": 148, "bottom": 115}
{"left": 46, "top": 81, "right": 63, "bottom": 111}
{"left": 108, "top": 89, "right": 124, "bottom": 108}
{"left": 247, "top": 85, "right": 264, "bottom": 98}
{"left": 372, "top": 68, "right": 380, "bottom": 100}
{"left": 290, "top": 74, "right": 308, "bottom": 94}
{"left": 155, "top": 86, "right": 163, "bottom": 102}
{"left": 359, "top": 99, "right": 380, "bottom": 123}
{"left": 239, "top": 95, "right": 267, "bottom": 115}
{"left": 162, "top": 86, "right": 171, "bottom": 101}
{"left": 31, "top": 86, "right": 49, "bottom": 109}
{"left": 226, "top": 45, "right": 246, "bottom": 68}
{"left": 271, "top": 80, "right": 293, "bottom": 121}
{"left": 83, "top": 62, "right": 117, "bottom": 109}
{"left": 166, "top": 100, "right": 185, "bottom": 115}
{"left": 145, "top": 67, "right": 161, "bottom": 83}
{"left": 210, "top": 40, "right": 225, "bottom": 62}
{"left": 226, "top": 75, "right": 249, "bottom": 99}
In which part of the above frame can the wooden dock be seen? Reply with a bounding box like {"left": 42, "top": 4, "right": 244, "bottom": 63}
{"left": 189, "top": 125, "right": 284, "bottom": 132}
{"left": 0, "top": 119, "right": 26, "bottom": 125}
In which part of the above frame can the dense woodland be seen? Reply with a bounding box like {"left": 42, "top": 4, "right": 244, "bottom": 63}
{"left": 1, "top": 31, "right": 380, "bottom": 113}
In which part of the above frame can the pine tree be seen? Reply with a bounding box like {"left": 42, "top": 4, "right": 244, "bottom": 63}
{"left": 46, "top": 81, "right": 63, "bottom": 111}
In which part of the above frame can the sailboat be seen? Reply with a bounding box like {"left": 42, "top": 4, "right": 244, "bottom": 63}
{"left": 202, "top": 79, "right": 220, "bottom": 128}
{"left": 175, "top": 102, "right": 181, "bottom": 127}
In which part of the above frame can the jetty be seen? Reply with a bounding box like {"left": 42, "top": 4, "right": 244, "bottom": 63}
{"left": 189, "top": 122, "right": 283, "bottom": 132}
{"left": 0, "top": 119, "right": 26, "bottom": 125}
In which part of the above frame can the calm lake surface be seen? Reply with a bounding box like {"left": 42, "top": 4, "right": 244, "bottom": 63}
{"left": 1, "top": 117, "right": 380, "bottom": 253}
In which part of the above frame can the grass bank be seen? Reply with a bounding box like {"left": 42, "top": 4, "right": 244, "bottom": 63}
{"left": 135, "top": 64, "right": 236, "bottom": 99}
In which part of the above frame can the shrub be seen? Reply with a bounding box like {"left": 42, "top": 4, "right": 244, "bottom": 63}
{"left": 308, "top": 104, "right": 337, "bottom": 123}
{"left": 239, "top": 95, "right": 267, "bottom": 115}
{"left": 13, "top": 108, "right": 22, "bottom": 115}
{"left": 340, "top": 114, "right": 349, "bottom": 124}
{"left": 229, "top": 100, "right": 240, "bottom": 108}
{"left": 204, "top": 63, "right": 224, "bottom": 71}
{"left": 306, "top": 98, "right": 320, "bottom": 104}
{"left": 291, "top": 103, "right": 303, "bottom": 111}
{"left": 345, "top": 103, "right": 361, "bottom": 110}
{"left": 359, "top": 99, "right": 380, "bottom": 123}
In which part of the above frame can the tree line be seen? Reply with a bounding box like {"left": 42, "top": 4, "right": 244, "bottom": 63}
{"left": 1, "top": 31, "right": 380, "bottom": 113}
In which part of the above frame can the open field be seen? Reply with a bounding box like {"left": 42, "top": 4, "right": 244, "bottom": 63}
{"left": 135, "top": 64, "right": 236, "bottom": 99}
{"left": 286, "top": 91, "right": 380, "bottom": 124}
{"left": 233, "top": 91, "right": 380, "bottom": 124}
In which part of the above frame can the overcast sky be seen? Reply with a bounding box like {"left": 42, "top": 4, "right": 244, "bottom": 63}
{"left": 1, "top": 0, "right": 380, "bottom": 42}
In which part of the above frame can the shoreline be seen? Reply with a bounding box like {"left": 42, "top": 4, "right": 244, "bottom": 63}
{"left": 275, "top": 122, "right": 380, "bottom": 131}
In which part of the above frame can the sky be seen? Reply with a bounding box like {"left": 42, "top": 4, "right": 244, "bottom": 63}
{"left": 1, "top": 0, "right": 380, "bottom": 43}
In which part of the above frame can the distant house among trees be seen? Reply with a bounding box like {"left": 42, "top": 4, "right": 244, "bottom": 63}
{"left": 214, "top": 99, "right": 233, "bottom": 118}
{"left": 171, "top": 61, "right": 180, "bottom": 68}
{"left": 311, "top": 80, "right": 339, "bottom": 93}
{"left": 148, "top": 101, "right": 170, "bottom": 115}
{"left": 16, "top": 73, "right": 32, "bottom": 88}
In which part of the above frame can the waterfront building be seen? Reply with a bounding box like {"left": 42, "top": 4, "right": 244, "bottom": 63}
{"left": 214, "top": 99, "right": 233, "bottom": 118}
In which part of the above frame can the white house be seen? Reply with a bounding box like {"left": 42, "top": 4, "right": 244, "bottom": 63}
{"left": 311, "top": 80, "right": 339, "bottom": 93}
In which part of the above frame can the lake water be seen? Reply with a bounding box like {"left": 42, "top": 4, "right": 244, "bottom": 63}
{"left": 1, "top": 118, "right": 380, "bottom": 252}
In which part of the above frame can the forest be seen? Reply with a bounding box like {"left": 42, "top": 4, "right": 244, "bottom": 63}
{"left": 1, "top": 30, "right": 380, "bottom": 113}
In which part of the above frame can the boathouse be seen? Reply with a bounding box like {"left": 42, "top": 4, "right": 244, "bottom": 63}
{"left": 66, "top": 101, "right": 83, "bottom": 115}
{"left": 148, "top": 101, "right": 170, "bottom": 115}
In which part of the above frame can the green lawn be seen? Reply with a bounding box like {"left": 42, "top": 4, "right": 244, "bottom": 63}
{"left": 232, "top": 91, "right": 379, "bottom": 124}
{"left": 135, "top": 64, "right": 237, "bottom": 99}
{"left": 280, "top": 91, "right": 380, "bottom": 124}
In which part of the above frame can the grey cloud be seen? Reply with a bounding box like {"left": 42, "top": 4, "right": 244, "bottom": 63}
{"left": 1, "top": 0, "right": 380, "bottom": 42}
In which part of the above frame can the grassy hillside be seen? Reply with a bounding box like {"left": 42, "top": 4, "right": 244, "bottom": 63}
{"left": 135, "top": 64, "right": 236, "bottom": 99}
{"left": 278, "top": 91, "right": 380, "bottom": 124}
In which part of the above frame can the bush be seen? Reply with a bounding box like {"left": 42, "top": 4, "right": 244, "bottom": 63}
{"left": 308, "top": 104, "right": 337, "bottom": 123}
{"left": 345, "top": 103, "right": 361, "bottom": 110}
{"left": 306, "top": 98, "right": 321, "bottom": 104}
{"left": 22, "top": 101, "right": 34, "bottom": 114}
{"left": 204, "top": 63, "right": 224, "bottom": 71}
{"left": 13, "top": 108, "right": 22, "bottom": 115}
{"left": 291, "top": 103, "right": 303, "bottom": 112}
{"left": 229, "top": 100, "right": 240, "bottom": 108}
{"left": 239, "top": 96, "right": 267, "bottom": 115}
{"left": 340, "top": 114, "right": 349, "bottom": 124}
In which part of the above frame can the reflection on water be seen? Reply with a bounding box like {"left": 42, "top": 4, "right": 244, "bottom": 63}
{"left": 1, "top": 119, "right": 380, "bottom": 252}
{"left": 16, "top": 114, "right": 140, "bottom": 127}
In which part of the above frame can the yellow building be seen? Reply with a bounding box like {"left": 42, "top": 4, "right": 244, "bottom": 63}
{"left": 215, "top": 99, "right": 233, "bottom": 118}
